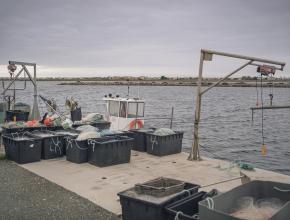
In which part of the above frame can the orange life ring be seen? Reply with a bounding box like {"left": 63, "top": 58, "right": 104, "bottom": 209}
{"left": 129, "top": 119, "right": 143, "bottom": 129}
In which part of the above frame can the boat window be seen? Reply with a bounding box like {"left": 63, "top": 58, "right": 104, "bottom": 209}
{"left": 128, "top": 102, "right": 144, "bottom": 118}
{"left": 137, "top": 102, "right": 144, "bottom": 117}
{"left": 108, "top": 101, "right": 119, "bottom": 116}
{"left": 119, "top": 101, "right": 127, "bottom": 118}
{"left": 128, "top": 102, "right": 137, "bottom": 118}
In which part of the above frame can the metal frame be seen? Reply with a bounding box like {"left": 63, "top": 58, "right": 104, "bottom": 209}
{"left": 1, "top": 61, "right": 40, "bottom": 120}
{"left": 188, "top": 49, "right": 286, "bottom": 161}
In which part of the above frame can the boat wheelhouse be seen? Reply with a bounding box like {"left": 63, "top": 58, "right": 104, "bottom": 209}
{"left": 103, "top": 95, "right": 145, "bottom": 131}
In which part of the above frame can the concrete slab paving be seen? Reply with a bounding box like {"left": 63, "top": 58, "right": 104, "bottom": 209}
{"left": 20, "top": 151, "right": 290, "bottom": 216}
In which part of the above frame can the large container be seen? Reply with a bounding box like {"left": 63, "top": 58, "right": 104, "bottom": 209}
{"left": 31, "top": 130, "right": 64, "bottom": 159}
{"left": 51, "top": 129, "right": 80, "bottom": 155}
{"left": 165, "top": 191, "right": 207, "bottom": 220}
{"left": 199, "top": 180, "right": 290, "bottom": 220}
{"left": 88, "top": 136, "right": 133, "bottom": 167}
{"left": 2, "top": 132, "right": 42, "bottom": 164}
{"left": 118, "top": 178, "right": 200, "bottom": 220}
{"left": 65, "top": 137, "right": 88, "bottom": 163}
{"left": 6, "top": 110, "right": 29, "bottom": 122}
{"left": 146, "top": 131, "right": 184, "bottom": 156}
{"left": 129, "top": 128, "right": 155, "bottom": 152}
{"left": 71, "top": 107, "right": 82, "bottom": 122}
{"left": 14, "top": 102, "right": 31, "bottom": 113}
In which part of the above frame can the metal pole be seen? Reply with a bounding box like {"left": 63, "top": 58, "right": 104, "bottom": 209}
{"left": 30, "top": 64, "right": 40, "bottom": 120}
{"left": 201, "top": 49, "right": 286, "bottom": 69}
{"left": 170, "top": 107, "right": 174, "bottom": 129}
{"left": 189, "top": 51, "right": 204, "bottom": 161}
{"left": 201, "top": 61, "right": 253, "bottom": 95}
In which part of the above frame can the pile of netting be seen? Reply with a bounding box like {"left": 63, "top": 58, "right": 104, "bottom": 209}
{"left": 153, "top": 128, "right": 175, "bottom": 136}
{"left": 230, "top": 196, "right": 284, "bottom": 220}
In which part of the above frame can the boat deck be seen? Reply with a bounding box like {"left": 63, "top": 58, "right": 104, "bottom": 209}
{"left": 20, "top": 151, "right": 290, "bottom": 216}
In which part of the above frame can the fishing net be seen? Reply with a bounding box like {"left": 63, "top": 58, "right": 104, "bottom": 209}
{"left": 61, "top": 118, "right": 73, "bottom": 129}
{"left": 100, "top": 129, "right": 117, "bottom": 136}
{"left": 76, "top": 131, "right": 101, "bottom": 141}
{"left": 230, "top": 196, "right": 284, "bottom": 220}
{"left": 81, "top": 113, "right": 104, "bottom": 123}
{"left": 153, "top": 128, "right": 175, "bottom": 136}
{"left": 76, "top": 125, "right": 98, "bottom": 132}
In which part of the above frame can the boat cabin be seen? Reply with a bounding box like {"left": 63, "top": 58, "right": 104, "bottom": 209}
{"left": 103, "top": 96, "right": 145, "bottom": 131}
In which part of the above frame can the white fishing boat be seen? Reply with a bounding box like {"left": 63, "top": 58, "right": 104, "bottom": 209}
{"left": 103, "top": 95, "right": 145, "bottom": 131}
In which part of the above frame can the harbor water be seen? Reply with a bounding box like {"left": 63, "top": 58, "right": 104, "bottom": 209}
{"left": 9, "top": 81, "right": 290, "bottom": 175}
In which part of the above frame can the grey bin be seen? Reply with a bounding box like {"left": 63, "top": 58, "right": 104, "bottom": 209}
{"left": 129, "top": 128, "right": 155, "bottom": 152}
{"left": 51, "top": 129, "right": 80, "bottom": 155}
{"left": 88, "top": 136, "right": 133, "bottom": 167}
{"left": 118, "top": 178, "right": 200, "bottom": 220}
{"left": 65, "top": 137, "right": 88, "bottom": 163}
{"left": 146, "top": 131, "right": 184, "bottom": 156}
{"left": 165, "top": 191, "right": 207, "bottom": 220}
{"left": 199, "top": 180, "right": 290, "bottom": 220}
{"left": 31, "top": 130, "right": 65, "bottom": 159}
{"left": 2, "top": 132, "right": 42, "bottom": 164}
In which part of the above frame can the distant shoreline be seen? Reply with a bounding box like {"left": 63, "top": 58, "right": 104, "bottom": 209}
{"left": 1, "top": 77, "right": 290, "bottom": 88}
{"left": 57, "top": 80, "right": 290, "bottom": 88}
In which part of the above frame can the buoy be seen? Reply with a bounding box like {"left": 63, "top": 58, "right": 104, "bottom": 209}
{"left": 261, "top": 144, "right": 267, "bottom": 156}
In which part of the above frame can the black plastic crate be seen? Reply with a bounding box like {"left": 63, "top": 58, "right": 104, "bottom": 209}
{"left": 146, "top": 131, "right": 183, "bottom": 156}
{"left": 51, "top": 129, "right": 80, "bottom": 155}
{"left": 166, "top": 191, "right": 207, "bottom": 220}
{"left": 118, "top": 178, "right": 199, "bottom": 220}
{"left": 2, "top": 132, "right": 42, "bottom": 164}
{"left": 199, "top": 180, "right": 290, "bottom": 220}
{"left": 88, "top": 136, "right": 133, "bottom": 167}
{"left": 102, "top": 130, "right": 134, "bottom": 138}
{"left": 71, "top": 107, "right": 82, "bottom": 122}
{"left": 31, "top": 130, "right": 64, "bottom": 159}
{"left": 6, "top": 110, "right": 29, "bottom": 122}
{"left": 129, "top": 128, "right": 155, "bottom": 152}
{"left": 65, "top": 137, "right": 88, "bottom": 163}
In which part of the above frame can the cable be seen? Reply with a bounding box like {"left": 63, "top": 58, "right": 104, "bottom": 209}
{"left": 260, "top": 74, "right": 267, "bottom": 156}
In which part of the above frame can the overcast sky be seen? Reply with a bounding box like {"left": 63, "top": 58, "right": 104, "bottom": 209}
{"left": 0, "top": 0, "right": 289, "bottom": 77}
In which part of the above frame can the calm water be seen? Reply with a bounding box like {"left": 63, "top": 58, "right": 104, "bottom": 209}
{"left": 8, "top": 81, "right": 290, "bottom": 175}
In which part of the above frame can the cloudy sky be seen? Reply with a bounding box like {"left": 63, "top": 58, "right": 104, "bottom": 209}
{"left": 0, "top": 0, "right": 289, "bottom": 77}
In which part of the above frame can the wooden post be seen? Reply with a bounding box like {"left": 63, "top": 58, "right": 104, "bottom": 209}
{"left": 189, "top": 51, "right": 204, "bottom": 161}
{"left": 170, "top": 107, "right": 174, "bottom": 129}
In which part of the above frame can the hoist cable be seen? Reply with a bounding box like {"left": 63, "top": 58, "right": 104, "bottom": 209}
{"left": 255, "top": 77, "right": 259, "bottom": 106}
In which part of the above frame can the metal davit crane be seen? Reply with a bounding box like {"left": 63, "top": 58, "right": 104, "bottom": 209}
{"left": 188, "top": 49, "right": 286, "bottom": 161}
{"left": 1, "top": 61, "right": 40, "bottom": 120}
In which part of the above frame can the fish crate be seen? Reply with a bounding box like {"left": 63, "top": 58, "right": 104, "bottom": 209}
{"left": 65, "top": 137, "right": 88, "bottom": 163}
{"left": 31, "top": 130, "right": 65, "bottom": 159}
{"left": 6, "top": 110, "right": 29, "bottom": 122}
{"left": 146, "top": 131, "right": 183, "bottom": 156}
{"left": 88, "top": 136, "right": 133, "bottom": 167}
{"left": 165, "top": 191, "right": 207, "bottom": 220}
{"left": 199, "top": 180, "right": 290, "bottom": 220}
{"left": 51, "top": 129, "right": 80, "bottom": 155}
{"left": 118, "top": 178, "right": 200, "bottom": 220}
{"left": 135, "top": 177, "right": 186, "bottom": 197}
{"left": 129, "top": 128, "right": 155, "bottom": 152}
{"left": 2, "top": 132, "right": 42, "bottom": 164}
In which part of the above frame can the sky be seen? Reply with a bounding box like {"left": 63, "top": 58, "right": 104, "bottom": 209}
{"left": 0, "top": 0, "right": 289, "bottom": 77}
